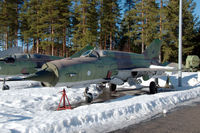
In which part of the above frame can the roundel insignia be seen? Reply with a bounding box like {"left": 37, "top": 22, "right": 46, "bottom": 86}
{"left": 87, "top": 70, "right": 91, "bottom": 76}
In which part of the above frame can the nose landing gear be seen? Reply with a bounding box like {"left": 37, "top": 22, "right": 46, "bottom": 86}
{"left": 84, "top": 87, "right": 93, "bottom": 103}
{"left": 2, "top": 78, "right": 9, "bottom": 90}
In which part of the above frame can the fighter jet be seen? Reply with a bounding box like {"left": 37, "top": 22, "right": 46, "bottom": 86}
{"left": 0, "top": 54, "right": 63, "bottom": 75}
{"left": 0, "top": 45, "right": 94, "bottom": 76}
{"left": 3, "top": 39, "right": 175, "bottom": 94}
{"left": 0, "top": 45, "right": 94, "bottom": 90}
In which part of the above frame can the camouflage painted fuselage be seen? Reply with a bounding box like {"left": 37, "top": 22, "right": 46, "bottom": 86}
{"left": 0, "top": 53, "right": 63, "bottom": 75}
{"left": 0, "top": 45, "right": 94, "bottom": 76}
{"left": 39, "top": 50, "right": 158, "bottom": 87}
{"left": 24, "top": 39, "right": 162, "bottom": 87}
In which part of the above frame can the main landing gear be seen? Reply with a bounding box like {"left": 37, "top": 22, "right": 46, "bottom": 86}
{"left": 149, "top": 81, "right": 158, "bottom": 94}
{"left": 149, "top": 76, "right": 173, "bottom": 94}
{"left": 2, "top": 78, "right": 9, "bottom": 90}
{"left": 109, "top": 83, "right": 117, "bottom": 93}
{"left": 149, "top": 78, "right": 159, "bottom": 94}
{"left": 109, "top": 81, "right": 159, "bottom": 95}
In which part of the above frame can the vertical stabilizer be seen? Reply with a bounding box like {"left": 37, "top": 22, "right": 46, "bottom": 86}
{"left": 143, "top": 39, "right": 162, "bottom": 59}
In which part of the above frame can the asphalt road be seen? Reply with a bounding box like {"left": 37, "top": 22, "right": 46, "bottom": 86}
{"left": 111, "top": 100, "right": 200, "bottom": 133}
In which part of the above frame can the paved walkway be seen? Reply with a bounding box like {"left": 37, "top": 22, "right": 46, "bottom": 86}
{"left": 111, "top": 101, "right": 200, "bottom": 133}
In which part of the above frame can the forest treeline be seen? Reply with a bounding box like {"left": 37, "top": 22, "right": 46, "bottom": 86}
{"left": 0, "top": 0, "right": 199, "bottom": 63}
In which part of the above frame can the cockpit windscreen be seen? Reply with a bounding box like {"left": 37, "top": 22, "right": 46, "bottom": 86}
{"left": 81, "top": 50, "right": 100, "bottom": 58}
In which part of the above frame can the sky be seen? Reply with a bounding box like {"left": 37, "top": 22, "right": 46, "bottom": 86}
{"left": 194, "top": 0, "right": 200, "bottom": 17}
{"left": 17, "top": 0, "right": 200, "bottom": 49}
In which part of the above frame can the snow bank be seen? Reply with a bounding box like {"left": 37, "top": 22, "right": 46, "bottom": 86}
{"left": 0, "top": 72, "right": 200, "bottom": 133}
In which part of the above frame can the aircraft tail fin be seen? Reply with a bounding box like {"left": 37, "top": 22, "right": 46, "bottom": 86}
{"left": 70, "top": 45, "right": 94, "bottom": 58}
{"left": 143, "top": 39, "right": 162, "bottom": 59}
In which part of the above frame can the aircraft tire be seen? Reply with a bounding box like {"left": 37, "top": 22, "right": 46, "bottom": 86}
{"left": 2, "top": 84, "right": 9, "bottom": 90}
{"left": 109, "top": 83, "right": 116, "bottom": 92}
{"left": 85, "top": 93, "right": 93, "bottom": 103}
{"left": 149, "top": 81, "right": 157, "bottom": 94}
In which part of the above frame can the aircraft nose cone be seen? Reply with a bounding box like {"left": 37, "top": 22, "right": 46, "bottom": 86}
{"left": 25, "top": 69, "right": 57, "bottom": 86}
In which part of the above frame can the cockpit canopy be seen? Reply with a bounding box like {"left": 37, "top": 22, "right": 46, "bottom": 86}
{"left": 81, "top": 50, "right": 100, "bottom": 58}
{"left": 81, "top": 49, "right": 109, "bottom": 58}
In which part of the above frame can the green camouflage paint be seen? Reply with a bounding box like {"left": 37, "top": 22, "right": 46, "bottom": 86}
{"left": 0, "top": 45, "right": 94, "bottom": 76}
{"left": 3, "top": 40, "right": 162, "bottom": 87}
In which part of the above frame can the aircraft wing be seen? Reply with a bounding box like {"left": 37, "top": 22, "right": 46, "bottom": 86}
{"left": 130, "top": 65, "right": 177, "bottom": 80}
{"left": 131, "top": 65, "right": 177, "bottom": 72}
{"left": 131, "top": 68, "right": 176, "bottom": 72}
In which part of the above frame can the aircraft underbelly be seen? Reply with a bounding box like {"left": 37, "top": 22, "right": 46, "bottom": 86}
{"left": 56, "top": 79, "right": 107, "bottom": 88}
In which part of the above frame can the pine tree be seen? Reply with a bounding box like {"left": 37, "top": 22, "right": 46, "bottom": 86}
{"left": 192, "top": 25, "right": 200, "bottom": 56}
{"left": 99, "top": 0, "right": 109, "bottom": 49}
{"left": 162, "top": 0, "right": 197, "bottom": 62}
{"left": 38, "top": 0, "right": 59, "bottom": 55}
{"left": 0, "top": 0, "right": 21, "bottom": 49}
{"left": 72, "top": 0, "right": 99, "bottom": 50}
{"left": 20, "top": 0, "right": 30, "bottom": 52}
{"left": 123, "top": 0, "right": 136, "bottom": 52}
{"left": 72, "top": 0, "right": 90, "bottom": 50}
{"left": 57, "top": 0, "right": 72, "bottom": 57}
{"left": 87, "top": 0, "right": 99, "bottom": 46}
{"left": 125, "top": 0, "right": 145, "bottom": 53}
{"left": 143, "top": 0, "right": 159, "bottom": 46}
{"left": 99, "top": 0, "right": 120, "bottom": 50}
{"left": 24, "top": 0, "right": 43, "bottom": 53}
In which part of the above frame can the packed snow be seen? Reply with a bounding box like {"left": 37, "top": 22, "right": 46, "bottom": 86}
{"left": 0, "top": 72, "right": 200, "bottom": 133}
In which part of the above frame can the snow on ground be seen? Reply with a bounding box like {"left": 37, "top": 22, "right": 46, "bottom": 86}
{"left": 0, "top": 72, "right": 200, "bottom": 133}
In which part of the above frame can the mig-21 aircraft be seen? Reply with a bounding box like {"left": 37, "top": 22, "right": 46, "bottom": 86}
{"left": 0, "top": 45, "right": 94, "bottom": 90}
{"left": 0, "top": 53, "right": 63, "bottom": 75}
{"left": 2, "top": 39, "right": 175, "bottom": 95}
{"left": 0, "top": 45, "right": 94, "bottom": 76}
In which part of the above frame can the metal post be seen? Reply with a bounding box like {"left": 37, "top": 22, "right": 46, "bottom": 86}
{"left": 178, "top": 0, "right": 182, "bottom": 87}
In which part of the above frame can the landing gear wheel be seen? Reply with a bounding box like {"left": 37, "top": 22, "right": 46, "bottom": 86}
{"left": 2, "top": 84, "right": 9, "bottom": 90}
{"left": 149, "top": 81, "right": 157, "bottom": 94}
{"left": 84, "top": 87, "right": 93, "bottom": 103}
{"left": 109, "top": 83, "right": 116, "bottom": 92}
{"left": 85, "top": 93, "right": 93, "bottom": 103}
